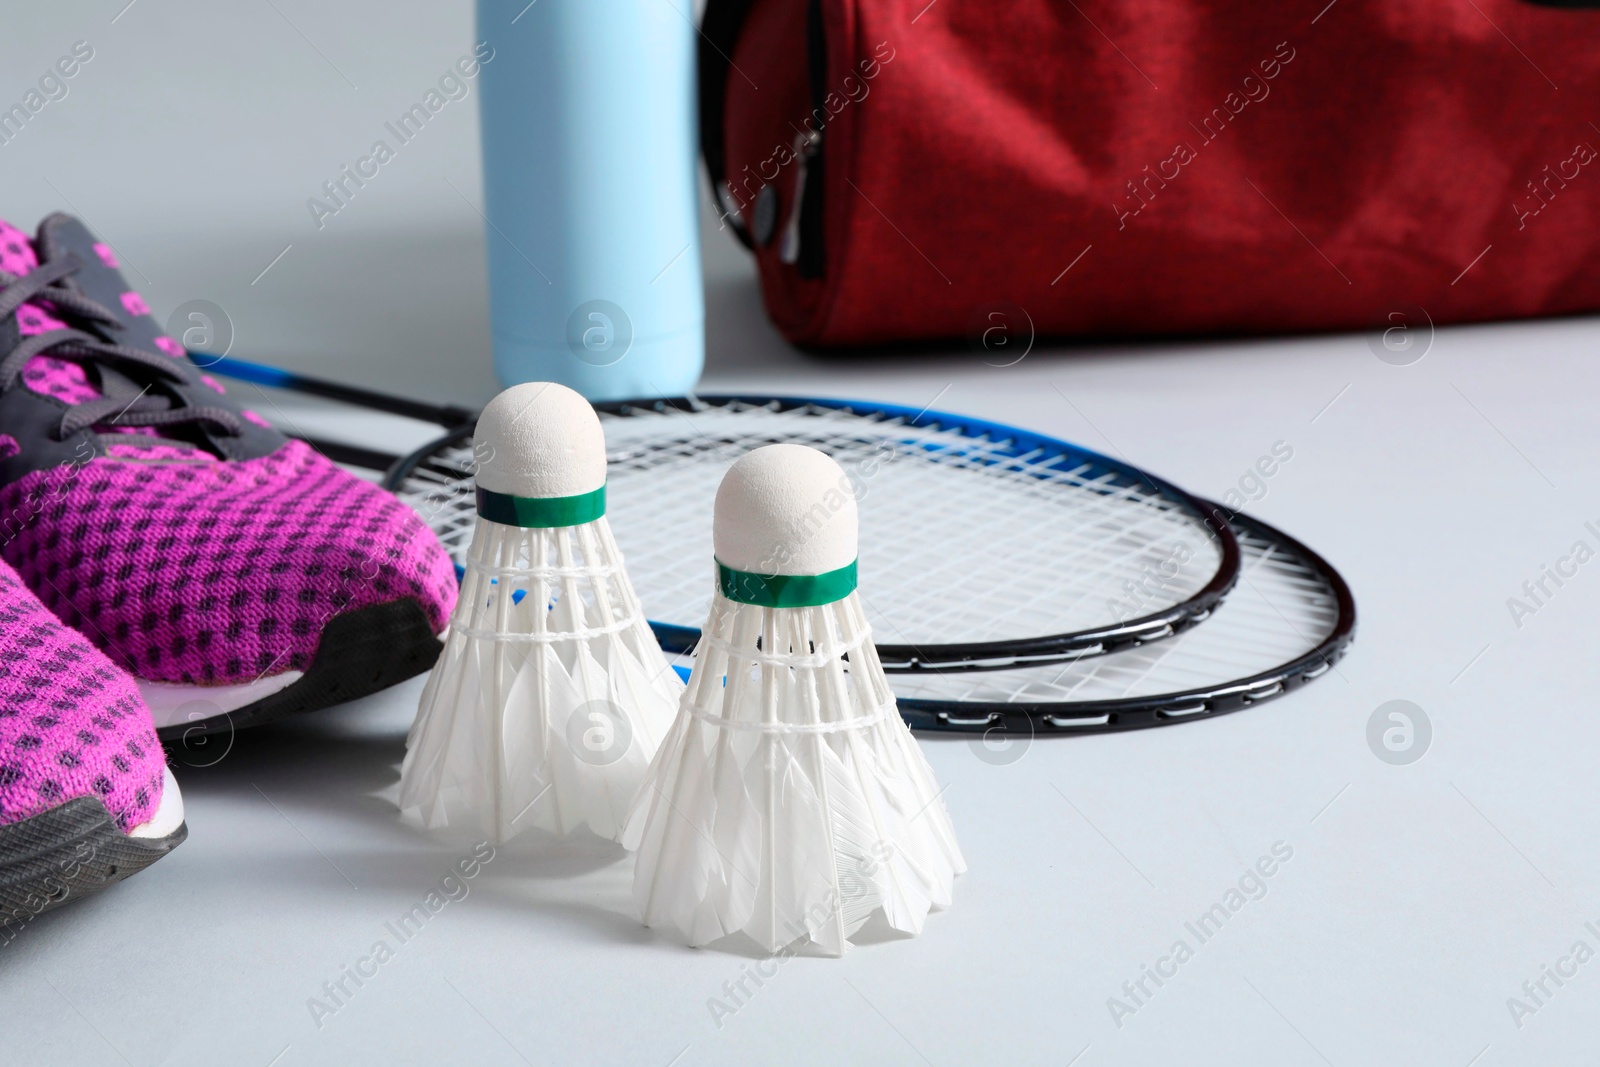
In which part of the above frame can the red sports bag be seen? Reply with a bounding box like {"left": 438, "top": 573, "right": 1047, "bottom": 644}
{"left": 701, "top": 0, "right": 1600, "bottom": 347}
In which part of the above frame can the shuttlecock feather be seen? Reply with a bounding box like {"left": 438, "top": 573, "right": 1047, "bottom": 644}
{"left": 624, "top": 444, "right": 964, "bottom": 955}
{"left": 400, "top": 382, "right": 683, "bottom": 843}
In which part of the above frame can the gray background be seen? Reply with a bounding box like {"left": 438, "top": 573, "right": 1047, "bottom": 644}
{"left": 4, "top": 3, "right": 1600, "bottom": 1066}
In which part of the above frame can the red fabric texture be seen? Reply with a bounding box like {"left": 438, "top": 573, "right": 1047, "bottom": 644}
{"left": 723, "top": 0, "right": 1600, "bottom": 346}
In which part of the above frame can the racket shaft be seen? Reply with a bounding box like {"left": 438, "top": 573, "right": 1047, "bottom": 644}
{"left": 198, "top": 354, "right": 478, "bottom": 428}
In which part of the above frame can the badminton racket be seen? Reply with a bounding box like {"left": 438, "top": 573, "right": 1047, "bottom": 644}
{"left": 203, "top": 355, "right": 1242, "bottom": 673}
{"left": 385, "top": 408, "right": 1353, "bottom": 735}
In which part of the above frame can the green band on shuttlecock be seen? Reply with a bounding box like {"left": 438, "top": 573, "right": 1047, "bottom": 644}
{"left": 716, "top": 558, "right": 858, "bottom": 608}
{"left": 475, "top": 485, "right": 606, "bottom": 528}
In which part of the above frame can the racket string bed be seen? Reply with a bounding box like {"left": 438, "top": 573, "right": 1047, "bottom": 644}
{"left": 597, "top": 400, "right": 1232, "bottom": 652}
{"left": 891, "top": 519, "right": 1350, "bottom": 716}
{"left": 396, "top": 398, "right": 1202, "bottom": 643}
{"left": 845, "top": 451, "right": 1212, "bottom": 639}
{"left": 385, "top": 396, "right": 1249, "bottom": 675}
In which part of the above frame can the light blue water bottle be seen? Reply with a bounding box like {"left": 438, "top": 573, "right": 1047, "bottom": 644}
{"left": 476, "top": 0, "right": 704, "bottom": 400}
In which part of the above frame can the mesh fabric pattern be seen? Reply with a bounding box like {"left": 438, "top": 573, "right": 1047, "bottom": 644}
{"left": 0, "top": 440, "right": 458, "bottom": 685}
{"left": 0, "top": 559, "right": 162, "bottom": 832}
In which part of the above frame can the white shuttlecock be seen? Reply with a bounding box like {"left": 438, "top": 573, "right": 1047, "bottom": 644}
{"left": 399, "top": 382, "right": 683, "bottom": 843}
{"left": 624, "top": 443, "right": 964, "bottom": 956}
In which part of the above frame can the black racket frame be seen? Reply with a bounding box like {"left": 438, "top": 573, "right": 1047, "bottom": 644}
{"left": 894, "top": 509, "right": 1356, "bottom": 736}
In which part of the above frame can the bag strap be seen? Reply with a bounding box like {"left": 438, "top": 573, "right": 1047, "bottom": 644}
{"left": 699, "top": 0, "right": 761, "bottom": 249}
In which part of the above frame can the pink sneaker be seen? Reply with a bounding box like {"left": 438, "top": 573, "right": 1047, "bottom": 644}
{"left": 0, "top": 214, "right": 458, "bottom": 737}
{"left": 0, "top": 557, "right": 184, "bottom": 929}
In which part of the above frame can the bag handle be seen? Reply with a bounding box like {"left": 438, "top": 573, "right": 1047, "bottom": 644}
{"left": 699, "top": 0, "right": 761, "bottom": 249}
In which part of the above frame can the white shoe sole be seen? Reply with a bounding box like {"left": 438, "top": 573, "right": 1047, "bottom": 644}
{"left": 139, "top": 673, "right": 304, "bottom": 731}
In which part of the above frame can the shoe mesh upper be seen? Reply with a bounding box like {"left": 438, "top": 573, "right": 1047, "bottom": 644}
{"left": 0, "top": 216, "right": 458, "bottom": 686}
{"left": 0, "top": 559, "right": 162, "bottom": 831}
{"left": 0, "top": 439, "right": 458, "bottom": 685}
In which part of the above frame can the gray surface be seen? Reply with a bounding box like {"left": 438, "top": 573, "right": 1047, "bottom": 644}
{"left": 5, "top": 3, "right": 1600, "bottom": 1066}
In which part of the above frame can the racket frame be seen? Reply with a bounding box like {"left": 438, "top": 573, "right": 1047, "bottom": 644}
{"left": 893, "top": 508, "right": 1355, "bottom": 735}
{"left": 382, "top": 394, "right": 1244, "bottom": 674}
{"left": 197, "top": 353, "right": 476, "bottom": 428}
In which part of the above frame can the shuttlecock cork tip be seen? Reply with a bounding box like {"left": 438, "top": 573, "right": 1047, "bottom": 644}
{"left": 714, "top": 444, "right": 858, "bottom": 576}
{"left": 473, "top": 382, "right": 606, "bottom": 498}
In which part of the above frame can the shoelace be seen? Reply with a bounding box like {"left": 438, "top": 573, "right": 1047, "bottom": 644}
{"left": 0, "top": 252, "right": 242, "bottom": 441}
